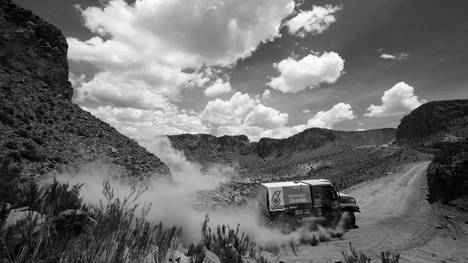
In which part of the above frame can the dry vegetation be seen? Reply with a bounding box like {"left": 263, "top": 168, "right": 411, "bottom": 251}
{"left": 0, "top": 167, "right": 400, "bottom": 263}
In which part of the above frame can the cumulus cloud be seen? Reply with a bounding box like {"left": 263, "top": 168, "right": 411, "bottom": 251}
{"left": 365, "top": 82, "right": 424, "bottom": 117}
{"left": 85, "top": 105, "right": 210, "bottom": 139}
{"left": 67, "top": 0, "right": 298, "bottom": 140}
{"left": 73, "top": 72, "right": 174, "bottom": 110}
{"left": 379, "top": 52, "right": 409, "bottom": 61}
{"left": 204, "top": 79, "right": 232, "bottom": 97}
{"left": 267, "top": 52, "right": 345, "bottom": 93}
{"left": 306, "top": 102, "right": 355, "bottom": 128}
{"left": 260, "top": 125, "right": 305, "bottom": 139}
{"left": 68, "top": 0, "right": 295, "bottom": 99}
{"left": 244, "top": 104, "right": 288, "bottom": 129}
{"left": 199, "top": 95, "right": 355, "bottom": 141}
{"left": 286, "top": 5, "right": 341, "bottom": 37}
{"left": 201, "top": 92, "right": 288, "bottom": 130}
{"left": 261, "top": 89, "right": 271, "bottom": 99}
{"left": 249, "top": 103, "right": 355, "bottom": 140}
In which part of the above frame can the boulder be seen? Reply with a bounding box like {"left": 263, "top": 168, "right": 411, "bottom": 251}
{"left": 3, "top": 207, "right": 45, "bottom": 229}
{"left": 53, "top": 209, "right": 97, "bottom": 235}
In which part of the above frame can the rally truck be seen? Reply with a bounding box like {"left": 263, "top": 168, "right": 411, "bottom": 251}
{"left": 258, "top": 179, "right": 359, "bottom": 229}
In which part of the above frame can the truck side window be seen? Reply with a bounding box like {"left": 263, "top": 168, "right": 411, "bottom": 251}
{"left": 324, "top": 186, "right": 338, "bottom": 199}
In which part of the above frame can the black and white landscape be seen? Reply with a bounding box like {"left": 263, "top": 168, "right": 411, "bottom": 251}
{"left": 1, "top": 0, "right": 467, "bottom": 262}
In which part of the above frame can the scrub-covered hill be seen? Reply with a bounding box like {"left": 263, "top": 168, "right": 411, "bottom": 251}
{"left": 0, "top": 0, "right": 170, "bottom": 179}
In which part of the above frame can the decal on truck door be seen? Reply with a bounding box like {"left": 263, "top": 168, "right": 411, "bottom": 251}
{"left": 271, "top": 191, "right": 282, "bottom": 206}
{"left": 268, "top": 185, "right": 312, "bottom": 211}
{"left": 268, "top": 187, "right": 285, "bottom": 211}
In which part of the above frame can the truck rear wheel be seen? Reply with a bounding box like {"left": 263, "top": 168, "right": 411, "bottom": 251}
{"left": 277, "top": 213, "right": 298, "bottom": 232}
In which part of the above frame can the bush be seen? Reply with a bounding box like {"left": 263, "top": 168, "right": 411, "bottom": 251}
{"left": 188, "top": 216, "right": 257, "bottom": 263}
{"left": 14, "top": 128, "right": 30, "bottom": 138}
{"left": 0, "top": 158, "right": 22, "bottom": 204}
{"left": 22, "top": 140, "right": 36, "bottom": 150}
{"left": 20, "top": 149, "right": 46, "bottom": 162}
{"left": 342, "top": 243, "right": 400, "bottom": 263}
{"left": 0, "top": 111, "right": 15, "bottom": 126}
{"left": 0, "top": 180, "right": 181, "bottom": 263}
{"left": 31, "top": 135, "right": 45, "bottom": 145}
{"left": 3, "top": 141, "right": 18, "bottom": 150}
{"left": 6, "top": 150, "right": 21, "bottom": 161}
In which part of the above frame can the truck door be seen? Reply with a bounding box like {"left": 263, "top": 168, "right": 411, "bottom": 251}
{"left": 311, "top": 185, "right": 339, "bottom": 211}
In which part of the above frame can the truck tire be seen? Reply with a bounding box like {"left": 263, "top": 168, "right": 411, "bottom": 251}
{"left": 277, "top": 213, "right": 298, "bottom": 232}
{"left": 341, "top": 211, "right": 356, "bottom": 230}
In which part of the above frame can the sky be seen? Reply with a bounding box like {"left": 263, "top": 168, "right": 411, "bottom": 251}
{"left": 16, "top": 0, "right": 468, "bottom": 141}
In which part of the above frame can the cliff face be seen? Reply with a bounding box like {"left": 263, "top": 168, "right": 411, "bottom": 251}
{"left": 395, "top": 99, "right": 468, "bottom": 205}
{"left": 256, "top": 128, "right": 395, "bottom": 158}
{"left": 396, "top": 100, "right": 468, "bottom": 147}
{"left": 170, "top": 128, "right": 396, "bottom": 164}
{"left": 426, "top": 140, "right": 468, "bottom": 204}
{"left": 0, "top": 0, "right": 170, "bottom": 178}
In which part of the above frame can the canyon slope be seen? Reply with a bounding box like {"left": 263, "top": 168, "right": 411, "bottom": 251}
{"left": 396, "top": 99, "right": 468, "bottom": 207}
{"left": 169, "top": 128, "right": 427, "bottom": 200}
{"left": 0, "top": 0, "right": 170, "bottom": 179}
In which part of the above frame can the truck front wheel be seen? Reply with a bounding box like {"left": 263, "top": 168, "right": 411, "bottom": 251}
{"left": 341, "top": 211, "right": 356, "bottom": 230}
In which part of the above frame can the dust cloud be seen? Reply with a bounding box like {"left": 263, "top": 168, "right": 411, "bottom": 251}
{"left": 49, "top": 136, "right": 343, "bottom": 248}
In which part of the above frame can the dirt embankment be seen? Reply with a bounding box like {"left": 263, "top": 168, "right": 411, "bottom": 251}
{"left": 269, "top": 161, "right": 468, "bottom": 262}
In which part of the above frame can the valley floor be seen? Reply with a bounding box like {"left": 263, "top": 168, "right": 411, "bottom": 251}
{"left": 267, "top": 161, "right": 468, "bottom": 262}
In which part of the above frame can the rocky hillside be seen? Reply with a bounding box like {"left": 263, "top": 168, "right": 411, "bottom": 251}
{"left": 396, "top": 100, "right": 468, "bottom": 147}
{"left": 170, "top": 128, "right": 396, "bottom": 166}
{"left": 396, "top": 99, "right": 468, "bottom": 206}
{"left": 169, "top": 128, "right": 428, "bottom": 207}
{"left": 426, "top": 139, "right": 468, "bottom": 206}
{"left": 255, "top": 128, "right": 396, "bottom": 158}
{"left": 0, "top": 0, "right": 170, "bottom": 178}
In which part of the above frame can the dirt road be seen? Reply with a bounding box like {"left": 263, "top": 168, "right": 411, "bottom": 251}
{"left": 273, "top": 161, "right": 468, "bottom": 262}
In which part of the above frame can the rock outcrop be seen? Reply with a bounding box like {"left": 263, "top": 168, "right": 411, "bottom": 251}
{"left": 170, "top": 128, "right": 426, "bottom": 207}
{"left": 396, "top": 100, "right": 468, "bottom": 147}
{"left": 395, "top": 99, "right": 468, "bottom": 205}
{"left": 426, "top": 140, "right": 468, "bottom": 205}
{"left": 256, "top": 128, "right": 395, "bottom": 158}
{"left": 170, "top": 128, "right": 396, "bottom": 165}
{"left": 0, "top": 0, "right": 170, "bottom": 178}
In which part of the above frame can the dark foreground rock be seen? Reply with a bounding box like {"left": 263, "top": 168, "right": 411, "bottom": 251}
{"left": 426, "top": 140, "right": 468, "bottom": 204}
{"left": 0, "top": 0, "right": 170, "bottom": 178}
{"left": 396, "top": 99, "right": 468, "bottom": 147}
{"left": 396, "top": 99, "right": 468, "bottom": 205}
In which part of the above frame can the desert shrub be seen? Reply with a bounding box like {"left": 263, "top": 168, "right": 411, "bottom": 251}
{"left": 0, "top": 158, "right": 22, "bottom": 204}
{"left": 20, "top": 149, "right": 46, "bottom": 162}
{"left": 6, "top": 151, "right": 21, "bottom": 161}
{"left": 0, "top": 111, "right": 15, "bottom": 126}
{"left": 1, "top": 180, "right": 181, "bottom": 263}
{"left": 342, "top": 243, "right": 371, "bottom": 263}
{"left": 3, "top": 141, "right": 18, "bottom": 150}
{"left": 380, "top": 250, "right": 400, "bottom": 263}
{"left": 342, "top": 243, "right": 400, "bottom": 263}
{"left": 14, "top": 128, "right": 30, "bottom": 138}
{"left": 56, "top": 181, "right": 180, "bottom": 263}
{"left": 188, "top": 216, "right": 257, "bottom": 263}
{"left": 31, "top": 135, "right": 44, "bottom": 145}
{"left": 22, "top": 140, "right": 35, "bottom": 150}
{"left": 18, "top": 179, "right": 83, "bottom": 216}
